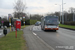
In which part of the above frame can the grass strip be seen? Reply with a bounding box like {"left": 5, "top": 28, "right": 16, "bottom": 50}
{"left": 21, "top": 25, "right": 29, "bottom": 29}
{"left": 0, "top": 30, "right": 27, "bottom": 50}
{"left": 59, "top": 24, "right": 75, "bottom": 29}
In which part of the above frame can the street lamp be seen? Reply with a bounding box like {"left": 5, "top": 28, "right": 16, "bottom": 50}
{"left": 62, "top": 0, "right": 64, "bottom": 24}
{"left": 62, "top": 0, "right": 66, "bottom": 24}
{"left": 73, "top": 10, "right": 75, "bottom": 21}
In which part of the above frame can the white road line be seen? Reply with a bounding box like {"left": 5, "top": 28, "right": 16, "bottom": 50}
{"left": 30, "top": 27, "right": 32, "bottom": 31}
{"left": 32, "top": 26, "right": 42, "bottom": 31}
{"left": 33, "top": 32, "right": 37, "bottom": 35}
{"left": 0, "top": 33, "right": 2, "bottom": 35}
{"left": 32, "top": 32, "right": 55, "bottom": 50}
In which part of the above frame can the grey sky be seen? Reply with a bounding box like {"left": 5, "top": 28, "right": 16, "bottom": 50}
{"left": 0, "top": 0, "right": 75, "bottom": 17}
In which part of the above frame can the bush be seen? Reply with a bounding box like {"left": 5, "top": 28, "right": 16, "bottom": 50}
{"left": 30, "top": 19, "right": 39, "bottom": 25}
{"left": 64, "top": 21, "right": 75, "bottom": 25}
{"left": 25, "top": 19, "right": 30, "bottom": 25}
{"left": 3, "top": 21, "right": 9, "bottom": 27}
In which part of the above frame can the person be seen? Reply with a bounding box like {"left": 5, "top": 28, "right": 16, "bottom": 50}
{"left": 11, "top": 25, "right": 13, "bottom": 31}
{"left": 3, "top": 26, "right": 7, "bottom": 36}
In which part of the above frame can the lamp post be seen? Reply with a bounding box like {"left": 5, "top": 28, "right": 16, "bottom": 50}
{"left": 62, "top": 0, "right": 64, "bottom": 24}
{"left": 62, "top": 0, "right": 66, "bottom": 24}
{"left": 73, "top": 10, "right": 75, "bottom": 21}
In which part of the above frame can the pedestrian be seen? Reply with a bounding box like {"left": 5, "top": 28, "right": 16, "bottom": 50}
{"left": 11, "top": 25, "right": 13, "bottom": 31}
{"left": 3, "top": 26, "right": 7, "bottom": 36}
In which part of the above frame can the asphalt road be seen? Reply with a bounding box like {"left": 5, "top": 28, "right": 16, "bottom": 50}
{"left": 23, "top": 25, "right": 52, "bottom": 50}
{"left": 32, "top": 25, "right": 75, "bottom": 50}
{"left": 0, "top": 28, "right": 10, "bottom": 38}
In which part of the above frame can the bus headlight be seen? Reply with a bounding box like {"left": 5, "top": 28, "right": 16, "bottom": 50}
{"left": 57, "top": 26, "right": 59, "bottom": 28}
{"left": 45, "top": 26, "right": 47, "bottom": 28}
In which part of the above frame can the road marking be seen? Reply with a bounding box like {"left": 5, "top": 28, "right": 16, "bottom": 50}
{"left": 32, "top": 26, "right": 42, "bottom": 31}
{"left": 0, "top": 33, "right": 2, "bottom": 35}
{"left": 58, "top": 30, "right": 75, "bottom": 39}
{"left": 32, "top": 32, "right": 55, "bottom": 50}
{"left": 30, "top": 28, "right": 31, "bottom": 30}
{"left": 33, "top": 32, "right": 37, "bottom": 35}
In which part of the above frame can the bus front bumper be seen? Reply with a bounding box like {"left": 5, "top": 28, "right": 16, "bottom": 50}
{"left": 45, "top": 28, "right": 59, "bottom": 30}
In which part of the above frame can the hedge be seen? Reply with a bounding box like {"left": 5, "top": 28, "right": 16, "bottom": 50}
{"left": 64, "top": 21, "right": 75, "bottom": 25}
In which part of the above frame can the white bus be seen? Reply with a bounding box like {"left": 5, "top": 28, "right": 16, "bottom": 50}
{"left": 41, "top": 16, "right": 59, "bottom": 31}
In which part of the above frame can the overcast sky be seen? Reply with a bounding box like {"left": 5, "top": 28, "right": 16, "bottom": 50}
{"left": 0, "top": 0, "right": 75, "bottom": 17}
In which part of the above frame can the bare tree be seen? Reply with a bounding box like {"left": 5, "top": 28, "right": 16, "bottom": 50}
{"left": 68, "top": 7, "right": 75, "bottom": 13}
{"left": 14, "top": 0, "right": 26, "bottom": 19}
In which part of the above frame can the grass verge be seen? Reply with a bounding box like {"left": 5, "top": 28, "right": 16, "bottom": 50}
{"left": 0, "top": 27, "right": 28, "bottom": 50}
{"left": 59, "top": 24, "right": 75, "bottom": 29}
{"left": 21, "top": 25, "right": 29, "bottom": 29}
{"left": 30, "top": 19, "right": 40, "bottom": 25}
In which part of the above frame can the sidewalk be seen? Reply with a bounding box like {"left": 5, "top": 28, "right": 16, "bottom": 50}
{"left": 23, "top": 26, "right": 51, "bottom": 50}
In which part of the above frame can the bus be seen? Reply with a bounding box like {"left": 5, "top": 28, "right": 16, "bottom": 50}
{"left": 41, "top": 16, "right": 59, "bottom": 31}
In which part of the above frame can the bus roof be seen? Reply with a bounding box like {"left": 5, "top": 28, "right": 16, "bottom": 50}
{"left": 41, "top": 16, "right": 58, "bottom": 19}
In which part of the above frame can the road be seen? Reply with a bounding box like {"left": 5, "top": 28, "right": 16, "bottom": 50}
{"left": 32, "top": 25, "right": 75, "bottom": 50}
{"left": 0, "top": 29, "right": 10, "bottom": 38}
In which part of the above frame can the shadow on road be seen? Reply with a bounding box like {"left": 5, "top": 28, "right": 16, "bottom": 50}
{"left": 44, "top": 30, "right": 58, "bottom": 33}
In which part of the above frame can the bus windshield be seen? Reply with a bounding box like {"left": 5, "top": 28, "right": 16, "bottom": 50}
{"left": 45, "top": 17, "right": 59, "bottom": 25}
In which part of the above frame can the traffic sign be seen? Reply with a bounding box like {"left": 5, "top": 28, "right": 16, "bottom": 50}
{"left": 23, "top": 22, "right": 25, "bottom": 24}
{"left": 1, "top": 21, "right": 4, "bottom": 23}
{"left": 8, "top": 14, "right": 12, "bottom": 18}
{"left": 23, "top": 16, "right": 25, "bottom": 18}
{"left": 9, "top": 23, "right": 11, "bottom": 26}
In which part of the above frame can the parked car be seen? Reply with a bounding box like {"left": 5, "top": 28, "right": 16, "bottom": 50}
{"left": 35, "top": 21, "right": 41, "bottom": 26}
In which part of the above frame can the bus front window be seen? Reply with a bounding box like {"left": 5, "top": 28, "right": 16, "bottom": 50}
{"left": 45, "top": 18, "right": 59, "bottom": 25}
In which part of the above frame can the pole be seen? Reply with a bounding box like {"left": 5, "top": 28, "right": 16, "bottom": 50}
{"left": 24, "top": 18, "right": 25, "bottom": 27}
{"left": 24, "top": 23, "right": 25, "bottom": 27}
{"left": 23, "top": 16, "right": 25, "bottom": 27}
{"left": 10, "top": 26, "right": 11, "bottom": 31}
{"left": 16, "top": 28, "right": 17, "bottom": 38}
{"left": 9, "top": 18, "right": 11, "bottom": 31}
{"left": 60, "top": 5, "right": 61, "bottom": 22}
{"left": 73, "top": 11, "right": 74, "bottom": 21}
{"left": 62, "top": 0, "right": 64, "bottom": 24}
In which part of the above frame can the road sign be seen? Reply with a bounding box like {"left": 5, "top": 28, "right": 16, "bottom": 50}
{"left": 8, "top": 14, "right": 12, "bottom": 18}
{"left": 9, "top": 23, "right": 11, "bottom": 26}
{"left": 23, "top": 16, "right": 25, "bottom": 18}
{"left": 23, "top": 17, "right": 25, "bottom": 18}
{"left": 23, "top": 22, "right": 25, "bottom": 24}
{"left": 1, "top": 21, "right": 4, "bottom": 23}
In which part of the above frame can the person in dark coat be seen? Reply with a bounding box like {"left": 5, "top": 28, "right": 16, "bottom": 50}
{"left": 3, "top": 26, "right": 7, "bottom": 36}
